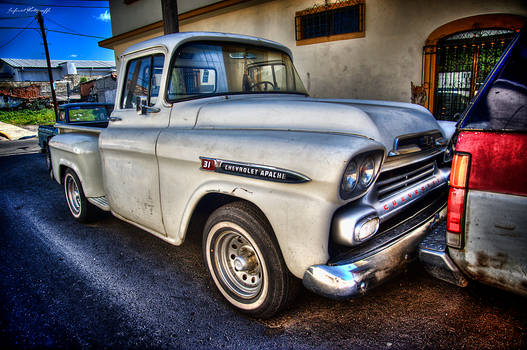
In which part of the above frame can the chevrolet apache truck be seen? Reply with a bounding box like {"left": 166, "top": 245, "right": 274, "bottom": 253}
{"left": 49, "top": 32, "right": 452, "bottom": 318}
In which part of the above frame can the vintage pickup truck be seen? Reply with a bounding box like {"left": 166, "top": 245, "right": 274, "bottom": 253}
{"left": 49, "top": 32, "right": 452, "bottom": 318}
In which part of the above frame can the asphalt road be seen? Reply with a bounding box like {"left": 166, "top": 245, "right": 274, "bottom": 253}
{"left": 0, "top": 137, "right": 40, "bottom": 156}
{"left": 1, "top": 139, "right": 526, "bottom": 349}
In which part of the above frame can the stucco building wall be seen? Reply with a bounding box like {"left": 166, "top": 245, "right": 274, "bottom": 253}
{"left": 105, "top": 0, "right": 527, "bottom": 103}
{"left": 109, "top": 0, "right": 223, "bottom": 36}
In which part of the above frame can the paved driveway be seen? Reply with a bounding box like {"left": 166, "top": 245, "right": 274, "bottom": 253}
{"left": 1, "top": 146, "right": 526, "bottom": 349}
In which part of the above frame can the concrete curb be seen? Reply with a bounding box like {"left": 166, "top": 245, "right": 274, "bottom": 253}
{"left": 0, "top": 121, "right": 37, "bottom": 140}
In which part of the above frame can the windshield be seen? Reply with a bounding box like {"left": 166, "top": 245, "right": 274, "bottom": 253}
{"left": 67, "top": 105, "right": 112, "bottom": 122}
{"left": 460, "top": 29, "right": 527, "bottom": 131}
{"left": 167, "top": 42, "right": 308, "bottom": 101}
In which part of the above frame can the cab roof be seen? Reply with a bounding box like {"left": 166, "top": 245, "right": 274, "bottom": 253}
{"left": 121, "top": 31, "right": 293, "bottom": 59}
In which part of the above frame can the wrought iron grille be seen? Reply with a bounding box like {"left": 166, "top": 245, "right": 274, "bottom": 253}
{"left": 295, "top": 1, "right": 364, "bottom": 41}
{"left": 426, "top": 29, "right": 515, "bottom": 121}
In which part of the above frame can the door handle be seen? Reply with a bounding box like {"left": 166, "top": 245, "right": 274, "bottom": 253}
{"left": 109, "top": 116, "right": 122, "bottom": 122}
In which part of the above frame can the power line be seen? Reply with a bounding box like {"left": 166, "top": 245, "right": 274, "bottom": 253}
{"left": 0, "top": 1, "right": 109, "bottom": 8}
{"left": 0, "top": 15, "right": 36, "bottom": 20}
{"left": 0, "top": 18, "right": 35, "bottom": 49}
{"left": 0, "top": 26, "right": 105, "bottom": 39}
{"left": 46, "top": 28, "right": 105, "bottom": 39}
{"left": 0, "top": 26, "right": 39, "bottom": 29}
{"left": 47, "top": 17, "right": 83, "bottom": 36}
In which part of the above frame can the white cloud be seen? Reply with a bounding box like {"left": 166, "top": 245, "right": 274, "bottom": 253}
{"left": 96, "top": 10, "right": 111, "bottom": 22}
{"left": 70, "top": 54, "right": 78, "bottom": 58}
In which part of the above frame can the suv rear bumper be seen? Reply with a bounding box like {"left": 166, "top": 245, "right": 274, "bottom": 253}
{"left": 303, "top": 201, "right": 447, "bottom": 299}
{"left": 418, "top": 221, "right": 469, "bottom": 288}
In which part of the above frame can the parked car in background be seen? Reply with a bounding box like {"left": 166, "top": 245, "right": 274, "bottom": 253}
{"left": 38, "top": 102, "right": 113, "bottom": 174}
{"left": 420, "top": 27, "right": 527, "bottom": 296}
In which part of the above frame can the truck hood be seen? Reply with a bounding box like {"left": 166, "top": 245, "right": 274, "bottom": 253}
{"left": 195, "top": 96, "right": 442, "bottom": 152}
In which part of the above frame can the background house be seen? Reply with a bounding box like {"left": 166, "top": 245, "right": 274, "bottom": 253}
{"left": 80, "top": 72, "right": 118, "bottom": 103}
{"left": 98, "top": 0, "right": 527, "bottom": 120}
{"left": 0, "top": 59, "right": 115, "bottom": 82}
{"left": 0, "top": 59, "right": 116, "bottom": 108}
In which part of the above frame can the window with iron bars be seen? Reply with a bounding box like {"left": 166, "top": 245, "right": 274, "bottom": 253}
{"left": 422, "top": 28, "right": 516, "bottom": 121}
{"left": 295, "top": 0, "right": 365, "bottom": 45}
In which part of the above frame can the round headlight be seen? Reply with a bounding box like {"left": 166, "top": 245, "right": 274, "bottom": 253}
{"left": 359, "top": 157, "right": 375, "bottom": 187}
{"left": 341, "top": 161, "right": 358, "bottom": 192}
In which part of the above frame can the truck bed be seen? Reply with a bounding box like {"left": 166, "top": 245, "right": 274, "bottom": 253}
{"left": 55, "top": 123, "right": 107, "bottom": 134}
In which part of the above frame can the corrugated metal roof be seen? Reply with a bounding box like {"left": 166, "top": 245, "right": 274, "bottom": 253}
{"left": 1, "top": 58, "right": 115, "bottom": 69}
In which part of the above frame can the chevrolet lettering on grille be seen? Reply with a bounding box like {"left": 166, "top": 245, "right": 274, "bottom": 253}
{"left": 376, "top": 175, "right": 447, "bottom": 219}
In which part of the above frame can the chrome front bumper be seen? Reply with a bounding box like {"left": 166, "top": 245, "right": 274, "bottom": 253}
{"left": 303, "top": 203, "right": 447, "bottom": 299}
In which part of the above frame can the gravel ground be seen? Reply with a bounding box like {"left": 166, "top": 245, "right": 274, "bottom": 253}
{"left": 1, "top": 142, "right": 526, "bottom": 349}
{"left": 17, "top": 125, "right": 39, "bottom": 132}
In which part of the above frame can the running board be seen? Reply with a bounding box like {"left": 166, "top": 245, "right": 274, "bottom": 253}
{"left": 87, "top": 196, "right": 111, "bottom": 211}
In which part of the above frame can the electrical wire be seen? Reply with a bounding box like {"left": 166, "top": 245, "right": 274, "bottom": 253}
{"left": 0, "top": 15, "right": 36, "bottom": 20}
{"left": 0, "top": 26, "right": 38, "bottom": 29}
{"left": 0, "top": 6, "right": 107, "bottom": 49}
{"left": 0, "top": 17, "right": 35, "bottom": 49}
{"left": 46, "top": 17, "right": 83, "bottom": 36}
{"left": 46, "top": 28, "right": 105, "bottom": 39}
{"left": 0, "top": 1, "right": 108, "bottom": 8}
{"left": 0, "top": 26, "right": 106, "bottom": 39}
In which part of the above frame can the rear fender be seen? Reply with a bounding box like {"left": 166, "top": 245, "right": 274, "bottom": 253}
{"left": 48, "top": 133, "right": 105, "bottom": 197}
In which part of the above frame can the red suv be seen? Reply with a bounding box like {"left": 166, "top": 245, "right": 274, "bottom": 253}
{"left": 420, "top": 27, "right": 527, "bottom": 296}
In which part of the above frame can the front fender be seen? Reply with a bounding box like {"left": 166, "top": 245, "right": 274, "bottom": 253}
{"left": 174, "top": 179, "right": 337, "bottom": 279}
{"left": 157, "top": 128, "right": 385, "bottom": 278}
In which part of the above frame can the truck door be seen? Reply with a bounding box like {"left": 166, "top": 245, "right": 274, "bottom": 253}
{"left": 99, "top": 50, "right": 169, "bottom": 234}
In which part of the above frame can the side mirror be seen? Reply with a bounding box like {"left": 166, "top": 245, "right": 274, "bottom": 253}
{"left": 136, "top": 96, "right": 147, "bottom": 115}
{"left": 136, "top": 96, "right": 160, "bottom": 115}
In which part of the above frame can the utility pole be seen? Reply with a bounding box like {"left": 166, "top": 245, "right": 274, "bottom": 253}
{"left": 37, "top": 11, "right": 58, "bottom": 121}
{"left": 161, "top": 0, "right": 179, "bottom": 34}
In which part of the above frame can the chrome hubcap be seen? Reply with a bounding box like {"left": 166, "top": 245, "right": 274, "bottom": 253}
{"left": 233, "top": 254, "right": 258, "bottom": 272}
{"left": 66, "top": 175, "right": 81, "bottom": 215}
{"left": 214, "top": 230, "right": 262, "bottom": 299}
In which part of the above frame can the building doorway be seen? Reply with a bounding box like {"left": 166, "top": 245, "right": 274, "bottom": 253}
{"left": 421, "top": 14, "right": 525, "bottom": 120}
{"left": 434, "top": 29, "right": 515, "bottom": 120}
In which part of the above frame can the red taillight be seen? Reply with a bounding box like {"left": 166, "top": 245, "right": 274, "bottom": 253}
{"left": 450, "top": 153, "right": 470, "bottom": 188}
{"left": 446, "top": 187, "right": 465, "bottom": 231}
{"left": 446, "top": 153, "right": 470, "bottom": 248}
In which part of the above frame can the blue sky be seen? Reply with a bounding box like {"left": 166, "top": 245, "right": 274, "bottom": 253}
{"left": 0, "top": 0, "right": 114, "bottom": 61}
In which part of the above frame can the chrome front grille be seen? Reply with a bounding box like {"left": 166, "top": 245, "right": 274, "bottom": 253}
{"left": 375, "top": 160, "right": 437, "bottom": 201}
{"left": 390, "top": 130, "right": 445, "bottom": 156}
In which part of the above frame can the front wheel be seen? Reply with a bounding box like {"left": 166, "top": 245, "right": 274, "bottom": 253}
{"left": 203, "top": 201, "right": 298, "bottom": 318}
{"left": 63, "top": 169, "right": 98, "bottom": 223}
